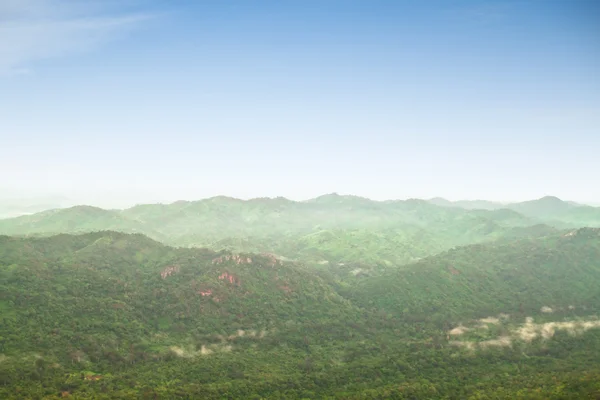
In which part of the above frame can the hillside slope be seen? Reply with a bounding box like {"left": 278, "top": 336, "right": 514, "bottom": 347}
{"left": 346, "top": 227, "right": 600, "bottom": 324}
{"left": 0, "top": 195, "right": 564, "bottom": 272}
{"left": 507, "top": 196, "right": 600, "bottom": 227}
{"left": 1, "top": 231, "right": 600, "bottom": 398}
{"left": 0, "top": 206, "right": 161, "bottom": 238}
{"left": 0, "top": 232, "right": 356, "bottom": 349}
{"left": 0, "top": 195, "right": 538, "bottom": 241}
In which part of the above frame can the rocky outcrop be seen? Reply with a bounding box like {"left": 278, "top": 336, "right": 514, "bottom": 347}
{"left": 160, "top": 265, "right": 180, "bottom": 279}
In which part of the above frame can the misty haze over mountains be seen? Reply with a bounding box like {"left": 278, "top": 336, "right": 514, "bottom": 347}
{"left": 1, "top": 193, "right": 599, "bottom": 269}
{"left": 1, "top": 193, "right": 598, "bottom": 220}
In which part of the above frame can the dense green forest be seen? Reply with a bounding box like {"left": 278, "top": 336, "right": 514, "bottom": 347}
{"left": 1, "top": 195, "right": 597, "bottom": 274}
{"left": 1, "top": 197, "right": 600, "bottom": 398}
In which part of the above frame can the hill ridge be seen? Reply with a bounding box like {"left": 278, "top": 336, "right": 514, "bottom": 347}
{"left": 2, "top": 227, "right": 600, "bottom": 398}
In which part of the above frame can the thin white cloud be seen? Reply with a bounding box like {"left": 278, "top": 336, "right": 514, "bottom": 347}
{"left": 0, "top": 0, "right": 152, "bottom": 75}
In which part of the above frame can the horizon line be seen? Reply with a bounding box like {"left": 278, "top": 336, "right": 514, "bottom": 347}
{"left": 3, "top": 193, "right": 598, "bottom": 213}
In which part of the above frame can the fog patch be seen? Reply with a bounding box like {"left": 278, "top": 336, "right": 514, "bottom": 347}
{"left": 479, "top": 336, "right": 512, "bottom": 349}
{"left": 449, "top": 314, "right": 600, "bottom": 353}
{"left": 479, "top": 317, "right": 500, "bottom": 325}
{"left": 448, "top": 325, "right": 469, "bottom": 336}
{"left": 517, "top": 317, "right": 538, "bottom": 342}
{"left": 449, "top": 341, "right": 475, "bottom": 351}
{"left": 169, "top": 346, "right": 189, "bottom": 358}
{"left": 170, "top": 328, "right": 268, "bottom": 358}
{"left": 517, "top": 318, "right": 600, "bottom": 342}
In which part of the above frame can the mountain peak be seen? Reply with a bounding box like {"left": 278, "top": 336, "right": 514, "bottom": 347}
{"left": 429, "top": 197, "right": 451, "bottom": 203}
{"left": 537, "top": 195, "right": 564, "bottom": 203}
{"left": 51, "top": 205, "right": 113, "bottom": 217}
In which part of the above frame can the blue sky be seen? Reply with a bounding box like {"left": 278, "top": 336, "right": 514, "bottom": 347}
{"left": 1, "top": 0, "right": 598, "bottom": 206}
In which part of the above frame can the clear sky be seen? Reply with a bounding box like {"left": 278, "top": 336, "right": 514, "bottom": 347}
{"left": 1, "top": 0, "right": 599, "bottom": 207}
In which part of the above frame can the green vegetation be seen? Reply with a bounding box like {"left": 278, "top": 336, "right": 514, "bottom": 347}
{"left": 1, "top": 196, "right": 600, "bottom": 398}
{"left": 2, "top": 194, "right": 596, "bottom": 273}
{"left": 346, "top": 227, "right": 600, "bottom": 322}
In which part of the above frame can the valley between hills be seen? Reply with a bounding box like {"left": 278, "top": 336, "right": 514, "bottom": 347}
{"left": 1, "top": 194, "right": 600, "bottom": 399}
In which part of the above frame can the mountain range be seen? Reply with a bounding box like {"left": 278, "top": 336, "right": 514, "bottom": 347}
{"left": 0, "top": 194, "right": 598, "bottom": 275}
{"left": 1, "top": 195, "right": 600, "bottom": 398}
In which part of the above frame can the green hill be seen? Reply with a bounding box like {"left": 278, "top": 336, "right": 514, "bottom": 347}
{"left": 507, "top": 196, "right": 600, "bottom": 227}
{"left": 2, "top": 230, "right": 600, "bottom": 398}
{"left": 0, "top": 231, "right": 356, "bottom": 344}
{"left": 0, "top": 206, "right": 160, "bottom": 238}
{"left": 0, "top": 232, "right": 378, "bottom": 398}
{"left": 1, "top": 196, "right": 590, "bottom": 287}
{"left": 0, "top": 196, "right": 565, "bottom": 272}
{"left": 508, "top": 196, "right": 576, "bottom": 218}
{"left": 0, "top": 195, "right": 534, "bottom": 243}
{"left": 425, "top": 196, "right": 600, "bottom": 228}
{"left": 346, "top": 227, "right": 600, "bottom": 323}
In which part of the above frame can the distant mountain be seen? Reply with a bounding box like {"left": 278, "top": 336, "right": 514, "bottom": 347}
{"left": 0, "top": 205, "right": 162, "bottom": 238}
{"left": 0, "top": 195, "right": 482, "bottom": 241}
{"left": 507, "top": 196, "right": 575, "bottom": 217}
{"left": 428, "top": 195, "right": 600, "bottom": 227}
{"left": 1, "top": 195, "right": 594, "bottom": 270}
{"left": 506, "top": 196, "right": 600, "bottom": 227}
{"left": 427, "top": 197, "right": 504, "bottom": 210}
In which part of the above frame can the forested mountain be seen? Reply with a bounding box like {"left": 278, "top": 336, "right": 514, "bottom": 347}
{"left": 347, "top": 227, "right": 600, "bottom": 322}
{"left": 1, "top": 229, "right": 600, "bottom": 398}
{"left": 2, "top": 195, "right": 597, "bottom": 238}
{"left": 0, "top": 206, "right": 161, "bottom": 238}
{"left": 506, "top": 197, "right": 600, "bottom": 227}
{"left": 1, "top": 195, "right": 597, "bottom": 274}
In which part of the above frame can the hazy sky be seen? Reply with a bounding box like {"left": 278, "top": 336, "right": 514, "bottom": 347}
{"left": 1, "top": 0, "right": 599, "bottom": 207}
